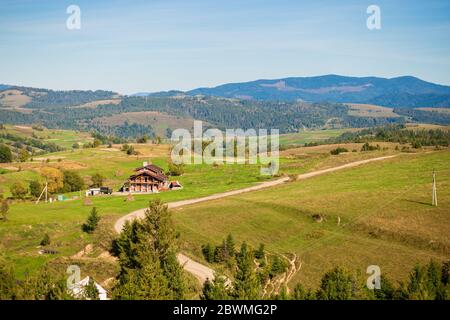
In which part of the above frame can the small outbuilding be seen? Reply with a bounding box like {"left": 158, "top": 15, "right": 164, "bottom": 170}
{"left": 169, "top": 181, "right": 183, "bottom": 190}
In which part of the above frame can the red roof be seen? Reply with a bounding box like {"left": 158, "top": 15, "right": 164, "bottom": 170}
{"left": 134, "top": 164, "right": 164, "bottom": 174}
{"left": 129, "top": 170, "right": 167, "bottom": 182}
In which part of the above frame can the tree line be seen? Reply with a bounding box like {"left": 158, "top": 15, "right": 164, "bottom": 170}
{"left": 325, "top": 124, "right": 450, "bottom": 148}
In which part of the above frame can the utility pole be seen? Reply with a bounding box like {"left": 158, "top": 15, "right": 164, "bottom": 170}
{"left": 432, "top": 170, "right": 438, "bottom": 207}
{"left": 35, "top": 181, "right": 48, "bottom": 205}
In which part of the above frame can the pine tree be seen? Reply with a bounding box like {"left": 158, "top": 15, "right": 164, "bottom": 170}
{"left": 316, "top": 267, "right": 355, "bottom": 300}
{"left": 202, "top": 243, "right": 215, "bottom": 263}
{"left": 255, "top": 243, "right": 265, "bottom": 260}
{"left": 406, "top": 265, "right": 431, "bottom": 300}
{"left": 82, "top": 207, "right": 101, "bottom": 233}
{"left": 112, "top": 199, "right": 186, "bottom": 299}
{"left": 226, "top": 234, "right": 235, "bottom": 257}
{"left": 232, "top": 242, "right": 260, "bottom": 299}
{"left": 426, "top": 260, "right": 442, "bottom": 299}
{"left": 291, "top": 283, "right": 316, "bottom": 300}
{"left": 201, "top": 275, "right": 230, "bottom": 300}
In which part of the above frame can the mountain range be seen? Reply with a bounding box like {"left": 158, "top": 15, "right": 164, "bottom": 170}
{"left": 137, "top": 75, "right": 450, "bottom": 108}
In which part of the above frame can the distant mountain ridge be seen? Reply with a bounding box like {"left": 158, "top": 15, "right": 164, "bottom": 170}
{"left": 138, "top": 75, "right": 450, "bottom": 108}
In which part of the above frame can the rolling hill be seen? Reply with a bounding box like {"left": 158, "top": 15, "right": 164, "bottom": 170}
{"left": 3, "top": 75, "right": 450, "bottom": 138}
{"left": 142, "top": 75, "right": 450, "bottom": 108}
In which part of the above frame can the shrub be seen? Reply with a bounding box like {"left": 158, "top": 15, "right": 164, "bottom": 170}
{"left": 10, "top": 182, "right": 28, "bottom": 199}
{"left": 361, "top": 142, "right": 379, "bottom": 152}
{"left": 40, "top": 234, "right": 50, "bottom": 246}
{"left": 0, "top": 144, "right": 12, "bottom": 163}
{"left": 62, "top": 171, "right": 85, "bottom": 192}
{"left": 90, "top": 173, "right": 105, "bottom": 188}
{"left": 29, "top": 180, "right": 43, "bottom": 198}
{"left": 330, "top": 147, "right": 348, "bottom": 155}
{"left": 168, "top": 162, "right": 185, "bottom": 176}
{"left": 18, "top": 149, "right": 29, "bottom": 162}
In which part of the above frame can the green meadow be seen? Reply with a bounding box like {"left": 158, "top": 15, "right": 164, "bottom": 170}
{"left": 172, "top": 151, "right": 450, "bottom": 288}
{"left": 0, "top": 126, "right": 443, "bottom": 289}
{"left": 279, "top": 128, "right": 356, "bottom": 148}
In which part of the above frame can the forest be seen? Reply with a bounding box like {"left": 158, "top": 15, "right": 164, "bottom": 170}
{"left": 0, "top": 93, "right": 404, "bottom": 138}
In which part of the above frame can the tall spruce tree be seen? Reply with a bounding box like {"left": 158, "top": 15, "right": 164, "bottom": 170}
{"left": 232, "top": 242, "right": 260, "bottom": 299}
{"left": 112, "top": 199, "right": 186, "bottom": 299}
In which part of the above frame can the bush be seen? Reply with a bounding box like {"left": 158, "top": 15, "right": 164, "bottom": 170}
{"left": 168, "top": 162, "right": 185, "bottom": 176}
{"left": 29, "top": 180, "right": 43, "bottom": 198}
{"left": 10, "top": 182, "right": 28, "bottom": 199}
{"left": 93, "top": 139, "right": 101, "bottom": 148}
{"left": 121, "top": 144, "right": 137, "bottom": 155}
{"left": 361, "top": 142, "right": 380, "bottom": 152}
{"left": 62, "top": 171, "right": 85, "bottom": 192}
{"left": 90, "top": 173, "right": 105, "bottom": 188}
{"left": 18, "top": 149, "right": 29, "bottom": 162}
{"left": 40, "top": 234, "right": 50, "bottom": 246}
{"left": 0, "top": 144, "right": 12, "bottom": 163}
{"left": 330, "top": 147, "right": 348, "bottom": 155}
{"left": 82, "top": 207, "right": 101, "bottom": 233}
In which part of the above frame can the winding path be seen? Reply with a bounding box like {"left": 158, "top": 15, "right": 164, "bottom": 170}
{"left": 113, "top": 155, "right": 397, "bottom": 284}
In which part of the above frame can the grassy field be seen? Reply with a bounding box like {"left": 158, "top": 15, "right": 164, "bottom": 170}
{"left": 346, "top": 103, "right": 401, "bottom": 118}
{"left": 279, "top": 128, "right": 357, "bottom": 148}
{"left": 172, "top": 150, "right": 450, "bottom": 288}
{"left": 0, "top": 126, "right": 442, "bottom": 290}
{"left": 1, "top": 124, "right": 93, "bottom": 149}
{"left": 0, "top": 143, "right": 276, "bottom": 277}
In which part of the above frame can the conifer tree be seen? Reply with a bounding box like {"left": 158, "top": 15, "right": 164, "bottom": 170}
{"left": 316, "top": 267, "right": 355, "bottom": 300}
{"left": 232, "top": 242, "right": 260, "bottom": 299}
{"left": 201, "top": 275, "right": 230, "bottom": 300}
{"left": 112, "top": 199, "right": 186, "bottom": 299}
{"left": 82, "top": 207, "right": 101, "bottom": 233}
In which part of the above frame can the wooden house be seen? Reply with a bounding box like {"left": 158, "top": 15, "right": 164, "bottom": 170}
{"left": 122, "top": 162, "right": 168, "bottom": 193}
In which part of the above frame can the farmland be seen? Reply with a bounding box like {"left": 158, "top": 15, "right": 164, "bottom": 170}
{"left": 0, "top": 124, "right": 448, "bottom": 295}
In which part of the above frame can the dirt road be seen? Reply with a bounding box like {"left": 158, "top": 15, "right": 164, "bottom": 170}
{"left": 114, "top": 154, "right": 397, "bottom": 284}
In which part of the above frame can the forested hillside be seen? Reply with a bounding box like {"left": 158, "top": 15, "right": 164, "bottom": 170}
{"left": 143, "top": 75, "right": 450, "bottom": 108}
{"left": 0, "top": 92, "right": 404, "bottom": 138}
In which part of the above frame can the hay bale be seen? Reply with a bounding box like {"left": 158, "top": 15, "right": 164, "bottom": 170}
{"left": 126, "top": 193, "right": 134, "bottom": 202}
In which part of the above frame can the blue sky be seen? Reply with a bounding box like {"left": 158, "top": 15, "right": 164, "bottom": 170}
{"left": 1, "top": 0, "right": 449, "bottom": 94}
